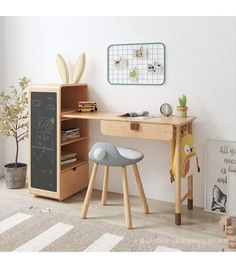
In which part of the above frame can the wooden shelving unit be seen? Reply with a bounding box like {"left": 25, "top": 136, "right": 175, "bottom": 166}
{"left": 61, "top": 136, "right": 88, "bottom": 146}
{"left": 29, "top": 84, "right": 89, "bottom": 201}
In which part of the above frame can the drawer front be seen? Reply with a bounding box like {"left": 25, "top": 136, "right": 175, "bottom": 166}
{"left": 60, "top": 163, "right": 88, "bottom": 200}
{"left": 101, "top": 120, "right": 173, "bottom": 140}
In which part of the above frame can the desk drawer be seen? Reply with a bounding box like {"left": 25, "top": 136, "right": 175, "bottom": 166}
{"left": 101, "top": 120, "right": 173, "bottom": 140}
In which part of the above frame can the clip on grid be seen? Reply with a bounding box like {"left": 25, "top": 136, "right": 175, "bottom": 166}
{"left": 107, "top": 42, "right": 165, "bottom": 85}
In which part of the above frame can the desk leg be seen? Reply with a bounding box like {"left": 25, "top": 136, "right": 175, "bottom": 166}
{"left": 187, "top": 122, "right": 193, "bottom": 210}
{"left": 175, "top": 126, "right": 181, "bottom": 225}
{"left": 188, "top": 176, "right": 193, "bottom": 210}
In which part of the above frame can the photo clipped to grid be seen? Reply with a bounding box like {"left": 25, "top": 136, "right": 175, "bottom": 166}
{"left": 107, "top": 43, "right": 165, "bottom": 85}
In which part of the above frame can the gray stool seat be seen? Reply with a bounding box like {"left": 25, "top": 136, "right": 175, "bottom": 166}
{"left": 89, "top": 142, "right": 144, "bottom": 167}
{"left": 81, "top": 142, "right": 149, "bottom": 229}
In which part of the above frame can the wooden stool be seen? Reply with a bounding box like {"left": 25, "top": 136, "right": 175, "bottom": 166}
{"left": 80, "top": 142, "right": 149, "bottom": 229}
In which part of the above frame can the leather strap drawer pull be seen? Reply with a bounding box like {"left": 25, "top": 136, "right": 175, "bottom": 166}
{"left": 130, "top": 122, "right": 139, "bottom": 131}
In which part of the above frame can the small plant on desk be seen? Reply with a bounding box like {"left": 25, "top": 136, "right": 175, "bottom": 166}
{"left": 176, "top": 94, "right": 188, "bottom": 118}
{"left": 0, "top": 77, "right": 30, "bottom": 189}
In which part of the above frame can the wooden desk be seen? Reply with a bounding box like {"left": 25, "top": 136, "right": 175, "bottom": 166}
{"left": 63, "top": 111, "right": 196, "bottom": 225}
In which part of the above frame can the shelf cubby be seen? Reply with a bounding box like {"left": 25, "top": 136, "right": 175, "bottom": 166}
{"left": 61, "top": 136, "right": 88, "bottom": 146}
{"left": 61, "top": 160, "right": 88, "bottom": 174}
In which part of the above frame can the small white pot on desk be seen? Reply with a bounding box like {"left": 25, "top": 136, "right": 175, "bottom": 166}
{"left": 176, "top": 95, "right": 188, "bottom": 118}
{"left": 176, "top": 106, "right": 188, "bottom": 118}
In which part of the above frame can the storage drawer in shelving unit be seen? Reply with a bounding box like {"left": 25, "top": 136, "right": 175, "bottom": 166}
{"left": 60, "top": 162, "right": 88, "bottom": 200}
{"left": 101, "top": 120, "right": 173, "bottom": 141}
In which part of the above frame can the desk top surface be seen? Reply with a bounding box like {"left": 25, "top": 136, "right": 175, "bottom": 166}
{"left": 62, "top": 111, "right": 196, "bottom": 126}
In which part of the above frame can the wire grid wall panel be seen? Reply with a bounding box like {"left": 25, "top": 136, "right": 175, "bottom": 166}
{"left": 107, "top": 42, "right": 165, "bottom": 85}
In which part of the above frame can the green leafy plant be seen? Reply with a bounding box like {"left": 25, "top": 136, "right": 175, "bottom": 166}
{"left": 178, "top": 94, "right": 187, "bottom": 107}
{"left": 0, "top": 77, "right": 30, "bottom": 167}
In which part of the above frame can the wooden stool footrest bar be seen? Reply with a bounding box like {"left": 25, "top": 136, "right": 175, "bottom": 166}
{"left": 181, "top": 192, "right": 190, "bottom": 203}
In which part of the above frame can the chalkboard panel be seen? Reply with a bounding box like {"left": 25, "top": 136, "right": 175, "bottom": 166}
{"left": 31, "top": 92, "right": 57, "bottom": 191}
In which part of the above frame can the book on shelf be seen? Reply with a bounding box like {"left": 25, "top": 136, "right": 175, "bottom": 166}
{"left": 61, "top": 150, "right": 77, "bottom": 160}
{"left": 61, "top": 150, "right": 78, "bottom": 165}
{"left": 61, "top": 158, "right": 77, "bottom": 165}
{"left": 61, "top": 128, "right": 80, "bottom": 134}
{"left": 61, "top": 127, "right": 80, "bottom": 141}
{"left": 61, "top": 135, "right": 81, "bottom": 142}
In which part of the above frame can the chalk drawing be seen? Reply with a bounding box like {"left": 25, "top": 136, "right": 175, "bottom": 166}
{"left": 32, "top": 98, "right": 41, "bottom": 107}
{"left": 46, "top": 104, "right": 55, "bottom": 111}
{"left": 32, "top": 118, "right": 55, "bottom": 151}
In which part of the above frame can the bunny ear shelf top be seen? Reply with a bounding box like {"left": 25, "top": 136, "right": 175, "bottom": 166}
{"left": 73, "top": 53, "right": 86, "bottom": 84}
{"left": 56, "top": 53, "right": 86, "bottom": 84}
{"left": 56, "top": 54, "right": 69, "bottom": 84}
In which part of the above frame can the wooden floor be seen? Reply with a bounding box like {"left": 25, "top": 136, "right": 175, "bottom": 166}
{"left": 0, "top": 177, "right": 234, "bottom": 251}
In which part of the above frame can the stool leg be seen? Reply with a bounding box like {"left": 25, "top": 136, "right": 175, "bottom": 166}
{"left": 188, "top": 175, "right": 193, "bottom": 210}
{"left": 132, "top": 163, "right": 149, "bottom": 214}
{"left": 80, "top": 163, "right": 99, "bottom": 219}
{"left": 122, "top": 166, "right": 132, "bottom": 229}
{"left": 101, "top": 166, "right": 109, "bottom": 205}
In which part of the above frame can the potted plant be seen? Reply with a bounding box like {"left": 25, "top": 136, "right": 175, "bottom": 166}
{"left": 0, "top": 77, "right": 30, "bottom": 189}
{"left": 176, "top": 94, "right": 188, "bottom": 117}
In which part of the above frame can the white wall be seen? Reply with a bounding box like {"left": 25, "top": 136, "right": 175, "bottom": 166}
{"left": 2, "top": 17, "right": 236, "bottom": 207}
{"left": 0, "top": 17, "right": 4, "bottom": 176}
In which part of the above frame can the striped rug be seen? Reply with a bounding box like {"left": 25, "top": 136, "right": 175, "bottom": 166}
{"left": 0, "top": 205, "right": 225, "bottom": 252}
